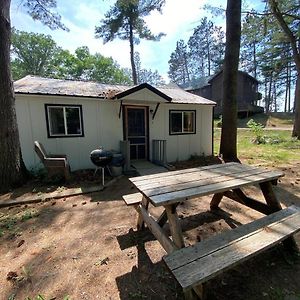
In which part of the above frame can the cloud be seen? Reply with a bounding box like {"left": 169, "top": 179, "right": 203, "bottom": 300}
{"left": 10, "top": 0, "right": 228, "bottom": 80}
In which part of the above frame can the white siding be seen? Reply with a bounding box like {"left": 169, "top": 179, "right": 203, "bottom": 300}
{"left": 16, "top": 93, "right": 214, "bottom": 171}
{"left": 16, "top": 95, "right": 123, "bottom": 171}
{"left": 149, "top": 103, "right": 213, "bottom": 162}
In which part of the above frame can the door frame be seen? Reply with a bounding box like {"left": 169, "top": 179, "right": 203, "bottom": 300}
{"left": 123, "top": 105, "right": 149, "bottom": 160}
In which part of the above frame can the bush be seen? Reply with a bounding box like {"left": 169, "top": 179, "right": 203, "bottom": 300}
{"left": 247, "top": 119, "right": 265, "bottom": 144}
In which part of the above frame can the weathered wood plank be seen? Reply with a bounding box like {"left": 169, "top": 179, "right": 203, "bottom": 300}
{"left": 260, "top": 181, "right": 283, "bottom": 211}
{"left": 137, "top": 196, "right": 149, "bottom": 230}
{"left": 164, "top": 206, "right": 300, "bottom": 290}
{"left": 134, "top": 163, "right": 260, "bottom": 191}
{"left": 144, "top": 168, "right": 283, "bottom": 198}
{"left": 260, "top": 181, "right": 298, "bottom": 251}
{"left": 136, "top": 204, "right": 177, "bottom": 253}
{"left": 122, "top": 192, "right": 143, "bottom": 206}
{"left": 210, "top": 193, "right": 224, "bottom": 210}
{"left": 130, "top": 162, "right": 238, "bottom": 183}
{"left": 164, "top": 206, "right": 299, "bottom": 270}
{"left": 223, "top": 190, "right": 273, "bottom": 215}
{"left": 165, "top": 204, "right": 185, "bottom": 249}
{"left": 150, "top": 170, "right": 283, "bottom": 207}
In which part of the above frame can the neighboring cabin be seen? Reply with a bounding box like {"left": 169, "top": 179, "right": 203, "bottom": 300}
{"left": 187, "top": 70, "right": 263, "bottom": 116}
{"left": 14, "top": 76, "right": 216, "bottom": 171}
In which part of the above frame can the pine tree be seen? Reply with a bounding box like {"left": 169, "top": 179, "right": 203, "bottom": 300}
{"left": 95, "top": 0, "right": 165, "bottom": 84}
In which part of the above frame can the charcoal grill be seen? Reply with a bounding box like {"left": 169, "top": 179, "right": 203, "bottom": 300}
{"left": 90, "top": 147, "right": 112, "bottom": 186}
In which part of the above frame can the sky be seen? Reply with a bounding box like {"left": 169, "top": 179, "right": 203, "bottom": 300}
{"left": 10, "top": 0, "right": 262, "bottom": 81}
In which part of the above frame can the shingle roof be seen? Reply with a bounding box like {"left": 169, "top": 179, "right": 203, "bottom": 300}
{"left": 14, "top": 75, "right": 216, "bottom": 105}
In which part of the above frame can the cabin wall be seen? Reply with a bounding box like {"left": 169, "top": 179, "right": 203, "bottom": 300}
{"left": 15, "top": 95, "right": 123, "bottom": 171}
{"left": 149, "top": 103, "right": 213, "bottom": 162}
{"left": 16, "top": 94, "right": 214, "bottom": 172}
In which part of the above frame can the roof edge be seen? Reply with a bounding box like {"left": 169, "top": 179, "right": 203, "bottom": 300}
{"left": 114, "top": 83, "right": 172, "bottom": 101}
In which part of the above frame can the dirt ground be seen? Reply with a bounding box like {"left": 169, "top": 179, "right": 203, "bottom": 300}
{"left": 1, "top": 161, "right": 300, "bottom": 300}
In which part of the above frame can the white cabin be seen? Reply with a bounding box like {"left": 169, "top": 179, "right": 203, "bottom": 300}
{"left": 14, "top": 76, "right": 216, "bottom": 171}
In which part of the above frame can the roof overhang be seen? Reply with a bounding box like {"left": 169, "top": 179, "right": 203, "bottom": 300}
{"left": 114, "top": 83, "right": 172, "bottom": 102}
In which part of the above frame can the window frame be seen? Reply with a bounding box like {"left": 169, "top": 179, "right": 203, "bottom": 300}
{"left": 169, "top": 110, "right": 196, "bottom": 135}
{"left": 45, "top": 104, "right": 84, "bottom": 138}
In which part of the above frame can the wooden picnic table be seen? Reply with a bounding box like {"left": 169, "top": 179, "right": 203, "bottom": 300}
{"left": 128, "top": 162, "right": 285, "bottom": 252}
{"left": 125, "top": 162, "right": 300, "bottom": 299}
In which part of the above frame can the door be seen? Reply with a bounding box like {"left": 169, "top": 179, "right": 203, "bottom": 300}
{"left": 124, "top": 106, "right": 148, "bottom": 160}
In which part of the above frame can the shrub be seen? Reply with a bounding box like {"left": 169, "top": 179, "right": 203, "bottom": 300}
{"left": 247, "top": 119, "right": 265, "bottom": 144}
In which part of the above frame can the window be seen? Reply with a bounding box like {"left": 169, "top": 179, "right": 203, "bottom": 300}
{"left": 169, "top": 110, "right": 196, "bottom": 135}
{"left": 45, "top": 104, "right": 84, "bottom": 138}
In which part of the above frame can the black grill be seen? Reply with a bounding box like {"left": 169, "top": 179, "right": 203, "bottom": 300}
{"left": 90, "top": 148, "right": 113, "bottom": 168}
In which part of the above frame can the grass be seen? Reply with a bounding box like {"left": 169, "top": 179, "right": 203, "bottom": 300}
{"left": 214, "top": 112, "right": 295, "bottom": 129}
{"left": 0, "top": 209, "right": 39, "bottom": 237}
{"left": 214, "top": 128, "right": 300, "bottom": 166}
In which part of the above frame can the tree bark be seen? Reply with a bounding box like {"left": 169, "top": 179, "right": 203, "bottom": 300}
{"left": 292, "top": 74, "right": 300, "bottom": 137}
{"left": 268, "top": 0, "right": 300, "bottom": 138}
{"left": 0, "top": 0, "right": 26, "bottom": 192}
{"left": 219, "top": 0, "right": 241, "bottom": 162}
{"left": 129, "top": 21, "right": 137, "bottom": 85}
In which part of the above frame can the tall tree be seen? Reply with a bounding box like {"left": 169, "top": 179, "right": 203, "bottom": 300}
{"left": 188, "top": 17, "right": 225, "bottom": 78}
{"left": 134, "top": 52, "right": 165, "bottom": 85}
{"left": 219, "top": 0, "right": 242, "bottom": 161}
{"left": 11, "top": 29, "right": 58, "bottom": 80}
{"left": 241, "top": 13, "right": 262, "bottom": 78}
{"left": 0, "top": 0, "right": 67, "bottom": 192}
{"left": 51, "top": 46, "right": 131, "bottom": 84}
{"left": 267, "top": 0, "right": 300, "bottom": 138}
{"left": 168, "top": 40, "right": 191, "bottom": 86}
{"left": 95, "top": 0, "right": 165, "bottom": 85}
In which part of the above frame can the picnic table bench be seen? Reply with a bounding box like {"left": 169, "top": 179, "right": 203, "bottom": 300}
{"left": 123, "top": 162, "right": 300, "bottom": 299}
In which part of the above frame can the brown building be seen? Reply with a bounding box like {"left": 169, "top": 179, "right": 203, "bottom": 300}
{"left": 187, "top": 70, "right": 263, "bottom": 116}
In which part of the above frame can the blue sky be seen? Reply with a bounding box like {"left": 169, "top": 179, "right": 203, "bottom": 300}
{"left": 11, "top": 0, "right": 262, "bottom": 81}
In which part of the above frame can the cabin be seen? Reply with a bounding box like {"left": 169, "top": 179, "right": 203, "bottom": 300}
{"left": 14, "top": 76, "right": 216, "bottom": 172}
{"left": 187, "top": 70, "right": 263, "bottom": 116}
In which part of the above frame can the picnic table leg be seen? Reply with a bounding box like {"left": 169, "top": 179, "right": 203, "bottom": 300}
{"left": 210, "top": 193, "right": 224, "bottom": 210}
{"left": 260, "top": 181, "right": 299, "bottom": 252}
{"left": 157, "top": 203, "right": 180, "bottom": 227}
{"left": 137, "top": 196, "right": 149, "bottom": 230}
{"left": 165, "top": 205, "right": 205, "bottom": 299}
{"left": 165, "top": 204, "right": 185, "bottom": 249}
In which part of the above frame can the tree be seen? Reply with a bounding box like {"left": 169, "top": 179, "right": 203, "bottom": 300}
{"left": 267, "top": 0, "right": 300, "bottom": 138}
{"left": 134, "top": 52, "right": 165, "bottom": 85}
{"left": 0, "top": 0, "right": 67, "bottom": 192}
{"left": 95, "top": 0, "right": 165, "bottom": 84}
{"left": 11, "top": 31, "right": 131, "bottom": 84}
{"left": 219, "top": 0, "right": 242, "bottom": 161}
{"left": 52, "top": 46, "right": 131, "bottom": 84}
{"left": 11, "top": 29, "right": 58, "bottom": 80}
{"left": 241, "top": 13, "right": 262, "bottom": 78}
{"left": 168, "top": 40, "right": 191, "bottom": 86}
{"left": 188, "top": 17, "right": 225, "bottom": 78}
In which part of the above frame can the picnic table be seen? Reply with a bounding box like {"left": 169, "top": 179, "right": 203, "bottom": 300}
{"left": 123, "top": 162, "right": 300, "bottom": 299}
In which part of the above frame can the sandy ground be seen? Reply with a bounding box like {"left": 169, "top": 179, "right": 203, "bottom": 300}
{"left": 0, "top": 162, "right": 300, "bottom": 300}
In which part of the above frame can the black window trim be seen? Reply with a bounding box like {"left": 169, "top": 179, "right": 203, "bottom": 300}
{"left": 169, "top": 109, "right": 196, "bottom": 135}
{"left": 45, "top": 103, "right": 84, "bottom": 138}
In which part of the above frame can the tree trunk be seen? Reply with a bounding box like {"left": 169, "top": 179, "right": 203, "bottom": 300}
{"left": 292, "top": 74, "right": 300, "bottom": 138}
{"left": 266, "top": 72, "right": 273, "bottom": 113}
{"left": 129, "top": 22, "right": 137, "bottom": 85}
{"left": 184, "top": 52, "right": 190, "bottom": 83}
{"left": 268, "top": 0, "right": 300, "bottom": 138}
{"left": 273, "top": 80, "right": 277, "bottom": 112}
{"left": 284, "top": 61, "right": 289, "bottom": 112}
{"left": 219, "top": 0, "right": 241, "bottom": 162}
{"left": 253, "top": 41, "right": 257, "bottom": 78}
{"left": 0, "top": 0, "right": 27, "bottom": 192}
